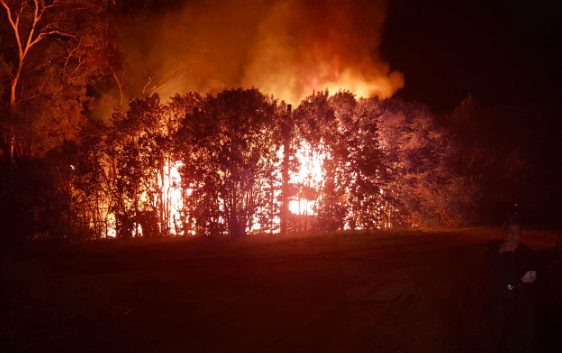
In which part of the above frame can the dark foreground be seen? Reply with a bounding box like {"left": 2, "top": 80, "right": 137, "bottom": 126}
{"left": 1, "top": 229, "right": 561, "bottom": 353}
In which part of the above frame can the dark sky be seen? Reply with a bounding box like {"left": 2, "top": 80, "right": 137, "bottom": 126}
{"left": 381, "top": 0, "right": 562, "bottom": 112}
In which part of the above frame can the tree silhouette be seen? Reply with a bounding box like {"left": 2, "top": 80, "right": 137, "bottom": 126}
{"left": 176, "top": 89, "right": 281, "bottom": 237}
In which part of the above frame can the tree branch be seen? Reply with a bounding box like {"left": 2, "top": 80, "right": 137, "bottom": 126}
{"left": 63, "top": 38, "right": 82, "bottom": 76}
{"left": 16, "top": 93, "right": 41, "bottom": 104}
{"left": 0, "top": 0, "right": 24, "bottom": 57}
{"left": 29, "top": 30, "right": 79, "bottom": 49}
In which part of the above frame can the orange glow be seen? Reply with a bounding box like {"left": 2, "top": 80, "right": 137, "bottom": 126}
{"left": 289, "top": 142, "right": 324, "bottom": 216}
{"left": 93, "top": 128, "right": 397, "bottom": 238}
{"left": 161, "top": 160, "right": 185, "bottom": 236}
{"left": 121, "top": 0, "right": 403, "bottom": 106}
{"left": 102, "top": 160, "right": 186, "bottom": 238}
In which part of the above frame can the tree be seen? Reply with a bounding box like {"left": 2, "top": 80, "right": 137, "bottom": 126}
{"left": 70, "top": 122, "right": 115, "bottom": 239}
{"left": 176, "top": 89, "right": 281, "bottom": 237}
{"left": 0, "top": 0, "right": 117, "bottom": 157}
{"left": 294, "top": 91, "right": 389, "bottom": 231}
{"left": 371, "top": 97, "right": 478, "bottom": 227}
{"left": 448, "top": 96, "right": 529, "bottom": 223}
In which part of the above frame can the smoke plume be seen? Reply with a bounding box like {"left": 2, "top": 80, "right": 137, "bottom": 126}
{"left": 119, "top": 0, "right": 403, "bottom": 104}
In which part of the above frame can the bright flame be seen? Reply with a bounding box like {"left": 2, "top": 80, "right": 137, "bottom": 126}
{"left": 102, "top": 160, "right": 187, "bottom": 238}
{"left": 161, "top": 160, "right": 185, "bottom": 235}
{"left": 107, "top": 213, "right": 116, "bottom": 238}
{"left": 289, "top": 142, "right": 324, "bottom": 216}
{"left": 86, "top": 127, "right": 396, "bottom": 238}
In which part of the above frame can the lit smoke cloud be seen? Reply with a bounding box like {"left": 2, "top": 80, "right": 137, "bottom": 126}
{"left": 119, "top": 0, "right": 404, "bottom": 104}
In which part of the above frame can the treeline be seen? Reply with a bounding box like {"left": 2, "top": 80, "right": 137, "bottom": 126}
{"left": 2, "top": 88, "right": 483, "bottom": 242}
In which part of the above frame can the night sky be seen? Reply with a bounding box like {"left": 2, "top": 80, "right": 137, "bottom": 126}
{"left": 382, "top": 0, "right": 562, "bottom": 112}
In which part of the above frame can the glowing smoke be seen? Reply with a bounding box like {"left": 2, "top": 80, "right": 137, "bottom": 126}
{"left": 118, "top": 0, "right": 403, "bottom": 104}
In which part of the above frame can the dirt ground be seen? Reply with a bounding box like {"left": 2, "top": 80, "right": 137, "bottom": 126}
{"left": 1, "top": 229, "right": 561, "bottom": 353}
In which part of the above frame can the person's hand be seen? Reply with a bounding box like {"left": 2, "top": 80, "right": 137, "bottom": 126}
{"left": 520, "top": 271, "right": 537, "bottom": 283}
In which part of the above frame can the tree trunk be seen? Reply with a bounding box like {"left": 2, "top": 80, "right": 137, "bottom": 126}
{"left": 280, "top": 105, "right": 292, "bottom": 234}
{"left": 9, "top": 75, "right": 18, "bottom": 109}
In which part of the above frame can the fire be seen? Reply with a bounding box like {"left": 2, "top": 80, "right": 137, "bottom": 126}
{"left": 101, "top": 160, "right": 186, "bottom": 238}
{"left": 106, "top": 2, "right": 404, "bottom": 236}
{"left": 99, "top": 144, "right": 327, "bottom": 237}
{"left": 90, "top": 102, "right": 397, "bottom": 238}
{"left": 107, "top": 213, "right": 116, "bottom": 238}
{"left": 289, "top": 142, "right": 324, "bottom": 216}
{"left": 79, "top": 99, "right": 400, "bottom": 239}
{"left": 160, "top": 160, "right": 185, "bottom": 236}
{"left": 120, "top": 0, "right": 403, "bottom": 106}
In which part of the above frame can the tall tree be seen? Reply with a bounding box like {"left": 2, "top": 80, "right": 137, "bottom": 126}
{"left": 0, "top": 0, "right": 117, "bottom": 158}
{"left": 295, "top": 91, "right": 390, "bottom": 231}
{"left": 371, "top": 97, "right": 478, "bottom": 227}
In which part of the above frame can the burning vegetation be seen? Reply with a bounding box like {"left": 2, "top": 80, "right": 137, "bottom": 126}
{"left": 0, "top": 0, "right": 527, "bottom": 242}
{"left": 68, "top": 89, "right": 475, "bottom": 239}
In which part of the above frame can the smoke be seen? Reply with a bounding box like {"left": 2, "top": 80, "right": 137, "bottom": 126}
{"left": 119, "top": 0, "right": 403, "bottom": 104}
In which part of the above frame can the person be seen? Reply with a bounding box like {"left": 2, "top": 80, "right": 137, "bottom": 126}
{"left": 485, "top": 221, "right": 538, "bottom": 352}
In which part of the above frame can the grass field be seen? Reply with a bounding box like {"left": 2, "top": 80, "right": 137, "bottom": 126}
{"left": 1, "top": 229, "right": 561, "bottom": 353}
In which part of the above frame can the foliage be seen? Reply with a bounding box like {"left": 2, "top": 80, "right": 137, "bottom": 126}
{"left": 70, "top": 93, "right": 203, "bottom": 239}
{"left": 370, "top": 97, "right": 479, "bottom": 227}
{"left": 0, "top": 85, "right": 482, "bottom": 241}
{"left": 0, "top": 0, "right": 118, "bottom": 157}
{"left": 447, "top": 96, "right": 530, "bottom": 223}
{"left": 295, "top": 91, "right": 389, "bottom": 231}
{"left": 63, "top": 88, "right": 481, "bottom": 239}
{"left": 0, "top": 151, "right": 74, "bottom": 248}
{"left": 176, "top": 89, "right": 281, "bottom": 237}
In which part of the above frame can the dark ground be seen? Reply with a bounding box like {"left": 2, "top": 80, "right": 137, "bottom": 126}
{"left": 1, "top": 229, "right": 561, "bottom": 353}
